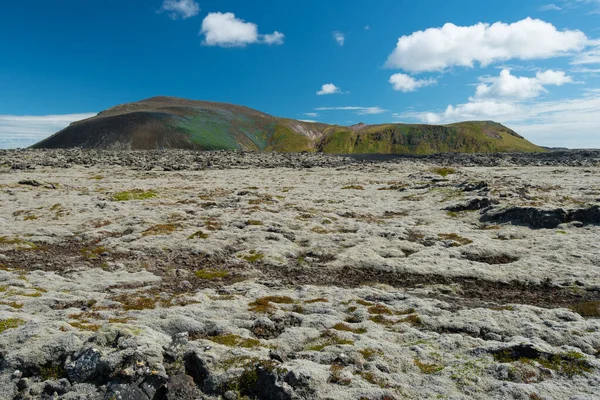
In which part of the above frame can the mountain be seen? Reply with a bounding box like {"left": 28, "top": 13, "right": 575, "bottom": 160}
{"left": 32, "top": 96, "right": 544, "bottom": 154}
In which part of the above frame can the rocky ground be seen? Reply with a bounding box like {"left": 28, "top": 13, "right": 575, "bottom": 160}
{"left": 0, "top": 149, "right": 599, "bottom": 400}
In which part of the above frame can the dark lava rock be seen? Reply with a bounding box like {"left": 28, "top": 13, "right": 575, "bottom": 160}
{"left": 166, "top": 375, "right": 200, "bottom": 400}
{"left": 43, "top": 379, "right": 71, "bottom": 396}
{"left": 66, "top": 348, "right": 108, "bottom": 383}
{"left": 18, "top": 179, "right": 41, "bottom": 187}
{"left": 458, "top": 181, "right": 489, "bottom": 192}
{"left": 480, "top": 205, "right": 600, "bottom": 229}
{"left": 104, "top": 383, "right": 150, "bottom": 400}
{"left": 445, "top": 197, "right": 493, "bottom": 212}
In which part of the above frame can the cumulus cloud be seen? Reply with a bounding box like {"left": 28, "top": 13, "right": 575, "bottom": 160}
{"left": 385, "top": 18, "right": 588, "bottom": 73}
{"left": 0, "top": 113, "right": 96, "bottom": 149}
{"left": 333, "top": 32, "right": 345, "bottom": 46}
{"left": 315, "top": 106, "right": 388, "bottom": 115}
{"left": 389, "top": 73, "right": 437, "bottom": 92}
{"left": 393, "top": 67, "right": 586, "bottom": 146}
{"left": 200, "top": 12, "right": 284, "bottom": 47}
{"left": 160, "top": 0, "right": 200, "bottom": 20}
{"left": 317, "top": 83, "right": 342, "bottom": 95}
{"left": 474, "top": 69, "right": 572, "bottom": 100}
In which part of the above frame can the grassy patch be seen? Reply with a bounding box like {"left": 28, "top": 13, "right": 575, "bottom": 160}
{"left": 188, "top": 230, "right": 209, "bottom": 240}
{"left": 305, "top": 297, "right": 328, "bottom": 304}
{"left": 494, "top": 349, "right": 592, "bottom": 377}
{"left": 142, "top": 224, "right": 179, "bottom": 236}
{"left": 414, "top": 359, "right": 444, "bottom": 374}
{"left": 195, "top": 269, "right": 229, "bottom": 280}
{"left": 0, "top": 301, "right": 23, "bottom": 309}
{"left": 332, "top": 323, "right": 367, "bottom": 334}
{"left": 368, "top": 304, "right": 393, "bottom": 315}
{"left": 431, "top": 167, "right": 456, "bottom": 177}
{"left": 112, "top": 294, "right": 158, "bottom": 311}
{"left": 359, "top": 348, "right": 383, "bottom": 361}
{"left": 356, "top": 299, "right": 375, "bottom": 306}
{"left": 69, "top": 321, "right": 101, "bottom": 332}
{"left": 248, "top": 296, "right": 294, "bottom": 313}
{"left": 368, "top": 314, "right": 394, "bottom": 326}
{"left": 80, "top": 246, "right": 108, "bottom": 260}
{"left": 357, "top": 371, "right": 387, "bottom": 387}
{"left": 111, "top": 189, "right": 157, "bottom": 201}
{"left": 204, "top": 219, "right": 222, "bottom": 231}
{"left": 242, "top": 250, "right": 264, "bottom": 263}
{"left": 197, "top": 333, "right": 260, "bottom": 348}
{"left": 0, "top": 318, "right": 25, "bottom": 333}
{"left": 246, "top": 220, "right": 263, "bottom": 226}
{"left": 570, "top": 301, "right": 600, "bottom": 317}
{"left": 342, "top": 185, "right": 365, "bottom": 190}
{"left": 305, "top": 331, "right": 355, "bottom": 351}
{"left": 40, "top": 364, "right": 66, "bottom": 381}
{"left": 400, "top": 314, "right": 423, "bottom": 327}
{"left": 329, "top": 364, "right": 352, "bottom": 385}
{"left": 438, "top": 233, "right": 473, "bottom": 246}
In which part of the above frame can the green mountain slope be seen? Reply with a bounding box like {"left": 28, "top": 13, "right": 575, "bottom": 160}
{"left": 32, "top": 97, "right": 544, "bottom": 154}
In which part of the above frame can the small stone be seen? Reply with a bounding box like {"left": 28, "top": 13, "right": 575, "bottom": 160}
{"left": 224, "top": 391, "right": 238, "bottom": 400}
{"left": 18, "top": 179, "right": 41, "bottom": 187}
{"left": 17, "top": 378, "right": 29, "bottom": 390}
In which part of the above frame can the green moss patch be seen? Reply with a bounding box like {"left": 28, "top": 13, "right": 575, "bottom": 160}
{"left": 414, "top": 359, "right": 444, "bottom": 374}
{"left": 142, "top": 224, "right": 179, "bottom": 236}
{"left": 570, "top": 301, "right": 600, "bottom": 317}
{"left": 188, "top": 230, "right": 209, "bottom": 240}
{"left": 199, "top": 333, "right": 260, "bottom": 348}
{"left": 305, "top": 297, "right": 328, "bottom": 304}
{"left": 431, "top": 167, "right": 456, "bottom": 177}
{"left": 332, "top": 323, "right": 367, "bottom": 334}
{"left": 305, "top": 331, "right": 355, "bottom": 351}
{"left": 248, "top": 296, "right": 294, "bottom": 313}
{"left": 0, "top": 318, "right": 25, "bottom": 333}
{"left": 111, "top": 189, "right": 157, "bottom": 201}
{"left": 493, "top": 348, "right": 592, "bottom": 377}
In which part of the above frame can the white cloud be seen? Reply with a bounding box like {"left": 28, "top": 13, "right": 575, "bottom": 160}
{"left": 200, "top": 12, "right": 284, "bottom": 47}
{"left": 474, "top": 68, "right": 572, "bottom": 100}
{"left": 315, "top": 106, "right": 388, "bottom": 115}
{"left": 333, "top": 32, "right": 345, "bottom": 46}
{"left": 385, "top": 18, "right": 588, "bottom": 73}
{"left": 539, "top": 3, "right": 563, "bottom": 11}
{"left": 304, "top": 112, "right": 319, "bottom": 117}
{"left": 0, "top": 113, "right": 96, "bottom": 149}
{"left": 389, "top": 73, "right": 437, "bottom": 92}
{"left": 160, "top": 0, "right": 200, "bottom": 20}
{"left": 262, "top": 31, "right": 285, "bottom": 45}
{"left": 572, "top": 47, "right": 600, "bottom": 64}
{"left": 364, "top": 25, "right": 370, "bottom": 31}
{"left": 317, "top": 83, "right": 342, "bottom": 95}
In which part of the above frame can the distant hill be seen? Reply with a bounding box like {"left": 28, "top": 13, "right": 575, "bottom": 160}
{"left": 32, "top": 96, "right": 545, "bottom": 154}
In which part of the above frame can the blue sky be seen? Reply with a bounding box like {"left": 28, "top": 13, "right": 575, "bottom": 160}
{"left": 1, "top": 0, "right": 600, "bottom": 149}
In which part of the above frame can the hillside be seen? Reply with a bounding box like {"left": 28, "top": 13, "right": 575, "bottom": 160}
{"left": 32, "top": 96, "right": 544, "bottom": 154}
